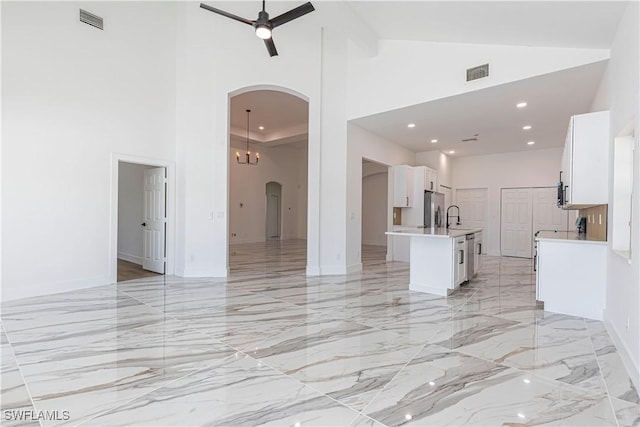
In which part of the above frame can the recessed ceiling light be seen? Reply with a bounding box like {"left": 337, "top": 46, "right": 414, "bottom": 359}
{"left": 523, "top": 379, "right": 531, "bottom": 384}
{"left": 258, "top": 126, "right": 265, "bottom": 130}
{"left": 431, "top": 139, "right": 438, "bottom": 143}
{"left": 448, "top": 150, "right": 455, "bottom": 154}
{"left": 428, "top": 381, "right": 435, "bottom": 386}
{"left": 522, "top": 125, "right": 532, "bottom": 130}
{"left": 516, "top": 102, "right": 527, "bottom": 108}
{"left": 527, "top": 141, "right": 535, "bottom": 145}
{"left": 407, "top": 123, "right": 416, "bottom": 128}
{"left": 405, "top": 414, "right": 413, "bottom": 421}
{"left": 518, "top": 413, "right": 526, "bottom": 419}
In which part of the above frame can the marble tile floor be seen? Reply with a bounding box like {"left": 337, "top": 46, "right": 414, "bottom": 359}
{"left": 1, "top": 240, "right": 638, "bottom": 426}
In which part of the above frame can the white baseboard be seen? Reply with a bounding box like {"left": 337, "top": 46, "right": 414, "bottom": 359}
{"left": 319, "top": 264, "right": 348, "bottom": 275}
{"left": 346, "top": 263, "right": 362, "bottom": 274}
{"left": 1, "top": 275, "right": 114, "bottom": 303}
{"left": 306, "top": 265, "right": 320, "bottom": 276}
{"left": 118, "top": 252, "right": 142, "bottom": 265}
{"left": 409, "top": 282, "right": 451, "bottom": 297}
{"left": 603, "top": 310, "right": 640, "bottom": 393}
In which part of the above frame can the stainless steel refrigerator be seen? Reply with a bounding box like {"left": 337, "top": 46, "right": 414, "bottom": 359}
{"left": 424, "top": 191, "right": 445, "bottom": 228}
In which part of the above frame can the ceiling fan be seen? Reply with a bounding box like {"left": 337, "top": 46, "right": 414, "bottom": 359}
{"left": 200, "top": 0, "right": 315, "bottom": 57}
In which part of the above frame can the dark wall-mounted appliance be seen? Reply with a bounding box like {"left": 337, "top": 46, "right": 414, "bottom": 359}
{"left": 557, "top": 171, "right": 565, "bottom": 207}
{"left": 576, "top": 216, "right": 587, "bottom": 235}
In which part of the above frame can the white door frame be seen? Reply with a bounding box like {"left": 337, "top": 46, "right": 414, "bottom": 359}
{"left": 110, "top": 153, "right": 176, "bottom": 283}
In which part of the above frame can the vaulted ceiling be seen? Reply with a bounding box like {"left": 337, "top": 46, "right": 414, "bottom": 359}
{"left": 225, "top": 1, "right": 627, "bottom": 157}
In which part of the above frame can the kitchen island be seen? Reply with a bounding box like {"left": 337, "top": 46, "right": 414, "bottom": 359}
{"left": 386, "top": 228, "right": 483, "bottom": 296}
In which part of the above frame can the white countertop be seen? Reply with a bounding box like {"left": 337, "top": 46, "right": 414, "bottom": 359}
{"left": 386, "top": 227, "right": 483, "bottom": 239}
{"left": 535, "top": 231, "right": 607, "bottom": 245}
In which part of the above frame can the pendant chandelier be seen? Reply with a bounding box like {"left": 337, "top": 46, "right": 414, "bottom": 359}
{"left": 236, "top": 109, "right": 259, "bottom": 165}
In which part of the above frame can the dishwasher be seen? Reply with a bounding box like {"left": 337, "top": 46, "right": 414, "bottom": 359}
{"left": 465, "top": 233, "right": 475, "bottom": 281}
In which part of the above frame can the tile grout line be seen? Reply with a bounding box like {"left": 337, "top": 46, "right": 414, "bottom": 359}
{"left": 115, "top": 285, "right": 369, "bottom": 422}
{"left": 584, "top": 318, "right": 621, "bottom": 427}
{"left": 0, "top": 322, "right": 44, "bottom": 427}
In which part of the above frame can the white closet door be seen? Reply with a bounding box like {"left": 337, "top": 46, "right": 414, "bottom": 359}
{"left": 532, "top": 187, "right": 570, "bottom": 254}
{"left": 501, "top": 188, "right": 533, "bottom": 258}
{"left": 456, "top": 188, "right": 488, "bottom": 232}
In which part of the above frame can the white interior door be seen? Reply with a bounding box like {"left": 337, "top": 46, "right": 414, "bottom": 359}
{"left": 532, "top": 187, "right": 570, "bottom": 252}
{"left": 266, "top": 182, "right": 281, "bottom": 241}
{"left": 142, "top": 167, "right": 166, "bottom": 273}
{"left": 456, "top": 188, "right": 488, "bottom": 244}
{"left": 501, "top": 188, "right": 533, "bottom": 258}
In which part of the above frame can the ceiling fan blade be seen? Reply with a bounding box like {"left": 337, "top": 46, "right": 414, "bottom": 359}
{"left": 200, "top": 3, "right": 253, "bottom": 26}
{"left": 264, "top": 37, "right": 278, "bottom": 57}
{"left": 270, "top": 2, "right": 315, "bottom": 28}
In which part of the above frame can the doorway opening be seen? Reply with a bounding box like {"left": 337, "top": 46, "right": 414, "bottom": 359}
{"left": 362, "top": 159, "right": 389, "bottom": 266}
{"left": 228, "top": 88, "right": 309, "bottom": 273}
{"left": 115, "top": 160, "right": 168, "bottom": 282}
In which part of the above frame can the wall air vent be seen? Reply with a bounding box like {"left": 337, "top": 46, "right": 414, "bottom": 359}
{"left": 80, "top": 9, "right": 103, "bottom": 30}
{"left": 466, "top": 64, "right": 489, "bottom": 81}
{"left": 462, "top": 134, "right": 479, "bottom": 142}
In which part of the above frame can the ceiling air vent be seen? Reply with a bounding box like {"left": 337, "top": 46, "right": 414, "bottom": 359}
{"left": 80, "top": 9, "right": 103, "bottom": 30}
{"left": 466, "top": 64, "right": 489, "bottom": 82}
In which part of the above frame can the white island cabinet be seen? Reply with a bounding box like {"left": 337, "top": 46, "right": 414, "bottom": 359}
{"left": 535, "top": 231, "right": 606, "bottom": 320}
{"left": 473, "top": 231, "right": 483, "bottom": 276}
{"left": 386, "top": 228, "right": 482, "bottom": 296}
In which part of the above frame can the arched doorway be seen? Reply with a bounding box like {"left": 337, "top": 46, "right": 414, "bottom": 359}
{"left": 227, "top": 88, "right": 309, "bottom": 273}
{"left": 265, "top": 181, "right": 282, "bottom": 241}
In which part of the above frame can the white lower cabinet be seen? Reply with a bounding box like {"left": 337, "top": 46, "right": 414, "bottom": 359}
{"left": 535, "top": 236, "right": 606, "bottom": 320}
{"left": 454, "top": 236, "right": 467, "bottom": 287}
{"left": 473, "top": 231, "right": 483, "bottom": 277}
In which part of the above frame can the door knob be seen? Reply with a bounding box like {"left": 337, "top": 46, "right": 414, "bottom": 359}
{"left": 141, "top": 222, "right": 146, "bottom": 227}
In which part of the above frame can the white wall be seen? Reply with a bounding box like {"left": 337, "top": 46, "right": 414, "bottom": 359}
{"left": 347, "top": 40, "right": 610, "bottom": 119}
{"left": 173, "top": 1, "right": 324, "bottom": 277}
{"left": 362, "top": 172, "right": 388, "bottom": 246}
{"left": 347, "top": 123, "right": 416, "bottom": 269}
{"left": 229, "top": 140, "right": 307, "bottom": 243}
{"left": 602, "top": 1, "right": 640, "bottom": 391}
{"left": 117, "top": 163, "right": 154, "bottom": 263}
{"left": 451, "top": 148, "right": 563, "bottom": 255}
{"left": 2, "top": 2, "right": 177, "bottom": 301}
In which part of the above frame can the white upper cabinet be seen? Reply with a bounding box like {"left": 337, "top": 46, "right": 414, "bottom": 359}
{"left": 393, "top": 165, "right": 414, "bottom": 207}
{"left": 424, "top": 166, "right": 438, "bottom": 192}
{"left": 561, "top": 111, "right": 610, "bottom": 208}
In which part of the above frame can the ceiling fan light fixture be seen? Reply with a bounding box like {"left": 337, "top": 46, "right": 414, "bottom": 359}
{"left": 255, "top": 24, "right": 272, "bottom": 39}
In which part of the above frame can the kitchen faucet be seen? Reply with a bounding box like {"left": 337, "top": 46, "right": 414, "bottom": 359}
{"left": 446, "top": 205, "right": 461, "bottom": 229}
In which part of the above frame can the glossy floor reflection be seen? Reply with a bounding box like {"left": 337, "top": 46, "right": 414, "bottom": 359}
{"left": 1, "top": 240, "right": 638, "bottom": 426}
